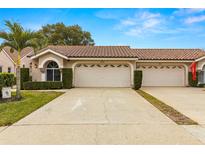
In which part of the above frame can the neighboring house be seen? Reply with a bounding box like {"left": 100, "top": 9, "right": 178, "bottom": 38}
{"left": 29, "top": 45, "right": 205, "bottom": 87}
{"left": 0, "top": 47, "right": 33, "bottom": 73}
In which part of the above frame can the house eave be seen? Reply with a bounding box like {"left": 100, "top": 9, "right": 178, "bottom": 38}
{"left": 2, "top": 49, "right": 16, "bottom": 64}
{"left": 68, "top": 57, "right": 138, "bottom": 61}
{"left": 30, "top": 49, "right": 68, "bottom": 60}
{"left": 136, "top": 59, "right": 194, "bottom": 63}
{"left": 195, "top": 56, "right": 205, "bottom": 62}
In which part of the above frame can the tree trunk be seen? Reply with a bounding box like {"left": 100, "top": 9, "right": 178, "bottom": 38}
{"left": 16, "top": 50, "right": 21, "bottom": 100}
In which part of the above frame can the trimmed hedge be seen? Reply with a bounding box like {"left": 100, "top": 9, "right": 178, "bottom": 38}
{"left": 0, "top": 84, "right": 2, "bottom": 97}
{"left": 23, "top": 81, "right": 63, "bottom": 90}
{"left": 198, "top": 83, "right": 205, "bottom": 88}
{"left": 188, "top": 72, "right": 198, "bottom": 87}
{"left": 62, "top": 68, "right": 73, "bottom": 89}
{"left": 20, "top": 68, "right": 30, "bottom": 90}
{"left": 134, "top": 70, "right": 142, "bottom": 90}
{"left": 0, "top": 73, "right": 15, "bottom": 87}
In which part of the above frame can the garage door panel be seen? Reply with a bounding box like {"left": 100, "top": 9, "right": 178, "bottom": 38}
{"left": 74, "top": 64, "right": 131, "bottom": 87}
{"left": 140, "top": 66, "right": 185, "bottom": 86}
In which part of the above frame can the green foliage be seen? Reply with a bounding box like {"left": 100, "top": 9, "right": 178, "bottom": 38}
{"left": 0, "top": 20, "right": 42, "bottom": 51}
{"left": 23, "top": 81, "right": 63, "bottom": 90}
{"left": 134, "top": 70, "right": 143, "bottom": 90}
{"left": 13, "top": 76, "right": 16, "bottom": 85}
{"left": 188, "top": 72, "right": 198, "bottom": 87}
{"left": 62, "top": 68, "right": 73, "bottom": 89}
{"left": 29, "top": 76, "right": 32, "bottom": 81}
{"left": 0, "top": 84, "right": 2, "bottom": 97}
{"left": 0, "top": 20, "right": 44, "bottom": 99}
{"left": 38, "top": 23, "right": 94, "bottom": 45}
{"left": 198, "top": 83, "right": 205, "bottom": 87}
{"left": 20, "top": 68, "right": 30, "bottom": 90}
{"left": 0, "top": 73, "right": 15, "bottom": 87}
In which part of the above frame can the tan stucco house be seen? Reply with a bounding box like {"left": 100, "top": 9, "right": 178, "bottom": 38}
{"left": 1, "top": 45, "right": 205, "bottom": 87}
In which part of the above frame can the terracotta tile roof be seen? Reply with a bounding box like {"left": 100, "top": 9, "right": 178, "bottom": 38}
{"left": 3, "top": 46, "right": 34, "bottom": 63}
{"left": 33, "top": 45, "right": 205, "bottom": 60}
{"left": 132, "top": 48, "right": 205, "bottom": 60}
{"left": 38, "top": 45, "right": 137, "bottom": 58}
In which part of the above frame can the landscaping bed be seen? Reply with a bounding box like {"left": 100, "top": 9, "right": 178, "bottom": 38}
{"left": 136, "top": 90, "right": 198, "bottom": 125}
{"left": 0, "top": 91, "right": 64, "bottom": 126}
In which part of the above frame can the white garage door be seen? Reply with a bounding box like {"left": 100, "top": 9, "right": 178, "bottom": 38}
{"left": 139, "top": 65, "right": 185, "bottom": 86}
{"left": 74, "top": 64, "right": 131, "bottom": 87}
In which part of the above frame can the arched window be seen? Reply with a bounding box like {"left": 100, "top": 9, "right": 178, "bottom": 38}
{"left": 46, "top": 61, "right": 61, "bottom": 81}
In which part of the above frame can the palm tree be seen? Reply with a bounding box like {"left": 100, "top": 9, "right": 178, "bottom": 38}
{"left": 0, "top": 20, "right": 41, "bottom": 99}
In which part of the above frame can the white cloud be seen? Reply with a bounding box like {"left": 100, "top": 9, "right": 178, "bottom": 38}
{"left": 95, "top": 9, "right": 129, "bottom": 20}
{"left": 120, "top": 18, "right": 136, "bottom": 26}
{"left": 143, "top": 18, "right": 161, "bottom": 28}
{"left": 174, "top": 8, "right": 205, "bottom": 16}
{"left": 99, "top": 9, "right": 205, "bottom": 38}
{"left": 185, "top": 15, "right": 205, "bottom": 24}
{"left": 140, "top": 11, "right": 161, "bottom": 19}
{"left": 118, "top": 11, "right": 163, "bottom": 36}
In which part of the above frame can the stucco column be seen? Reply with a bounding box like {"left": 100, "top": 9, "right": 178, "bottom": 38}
{"left": 40, "top": 68, "right": 46, "bottom": 81}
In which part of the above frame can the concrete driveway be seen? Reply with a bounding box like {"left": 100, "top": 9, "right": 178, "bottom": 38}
{"left": 142, "top": 87, "right": 205, "bottom": 144}
{"left": 0, "top": 88, "right": 202, "bottom": 144}
{"left": 142, "top": 87, "right": 205, "bottom": 124}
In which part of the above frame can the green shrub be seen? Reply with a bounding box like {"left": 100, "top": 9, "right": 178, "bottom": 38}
{"left": 188, "top": 72, "right": 198, "bottom": 87}
{"left": 134, "top": 70, "right": 142, "bottom": 90}
{"left": 20, "top": 68, "right": 30, "bottom": 90}
{"left": 0, "top": 73, "right": 15, "bottom": 87}
{"left": 62, "top": 68, "right": 73, "bottom": 89}
{"left": 23, "top": 81, "right": 63, "bottom": 90}
{"left": 198, "top": 83, "right": 205, "bottom": 88}
{"left": 13, "top": 76, "right": 16, "bottom": 85}
{"left": 0, "top": 84, "right": 2, "bottom": 97}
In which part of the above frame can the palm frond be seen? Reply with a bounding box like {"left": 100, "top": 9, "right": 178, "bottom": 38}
{"left": 0, "top": 42, "right": 17, "bottom": 51}
{"left": 0, "top": 32, "right": 10, "bottom": 41}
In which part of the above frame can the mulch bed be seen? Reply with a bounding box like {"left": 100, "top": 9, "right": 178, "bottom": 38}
{"left": 136, "top": 90, "right": 198, "bottom": 125}
{"left": 0, "top": 96, "right": 19, "bottom": 104}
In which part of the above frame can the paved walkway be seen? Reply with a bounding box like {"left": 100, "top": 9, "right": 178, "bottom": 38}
{"left": 0, "top": 88, "right": 202, "bottom": 144}
{"left": 142, "top": 87, "right": 205, "bottom": 144}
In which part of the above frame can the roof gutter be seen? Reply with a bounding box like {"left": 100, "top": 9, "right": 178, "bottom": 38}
{"left": 136, "top": 60, "right": 194, "bottom": 63}
{"left": 68, "top": 57, "right": 138, "bottom": 61}
{"left": 195, "top": 56, "right": 205, "bottom": 62}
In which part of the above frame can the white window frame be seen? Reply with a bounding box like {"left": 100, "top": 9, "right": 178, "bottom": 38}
{"left": 46, "top": 61, "right": 61, "bottom": 81}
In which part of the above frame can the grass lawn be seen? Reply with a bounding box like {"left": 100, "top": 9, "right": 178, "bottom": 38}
{"left": 137, "top": 90, "right": 198, "bottom": 125}
{"left": 0, "top": 91, "right": 64, "bottom": 126}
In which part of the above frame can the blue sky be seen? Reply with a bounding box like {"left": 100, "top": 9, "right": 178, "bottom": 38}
{"left": 0, "top": 8, "right": 205, "bottom": 48}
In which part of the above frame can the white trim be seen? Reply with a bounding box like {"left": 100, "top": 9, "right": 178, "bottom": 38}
{"left": 72, "top": 61, "right": 134, "bottom": 87}
{"left": 69, "top": 58, "right": 138, "bottom": 60}
{"left": 195, "top": 56, "right": 205, "bottom": 62}
{"left": 198, "top": 62, "right": 205, "bottom": 71}
{"left": 137, "top": 60, "right": 193, "bottom": 63}
{"left": 39, "top": 57, "right": 63, "bottom": 68}
{"left": 2, "top": 49, "right": 15, "bottom": 64}
{"left": 21, "top": 51, "right": 33, "bottom": 60}
{"left": 30, "top": 49, "right": 68, "bottom": 60}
